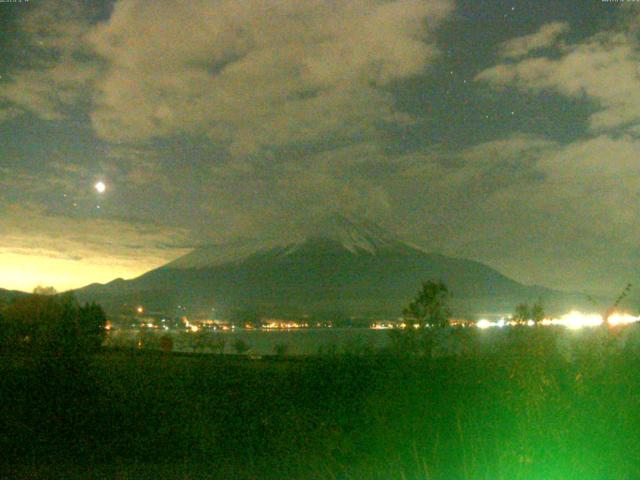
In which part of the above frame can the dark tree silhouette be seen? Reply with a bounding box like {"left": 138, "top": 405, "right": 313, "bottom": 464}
{"left": 391, "top": 280, "right": 452, "bottom": 356}
{"left": 0, "top": 293, "right": 107, "bottom": 360}
{"left": 513, "top": 303, "right": 531, "bottom": 322}
{"left": 403, "top": 280, "right": 451, "bottom": 329}
{"left": 78, "top": 301, "right": 108, "bottom": 351}
{"left": 531, "top": 300, "right": 545, "bottom": 324}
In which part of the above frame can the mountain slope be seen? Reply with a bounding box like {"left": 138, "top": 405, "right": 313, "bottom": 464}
{"left": 0, "top": 288, "right": 29, "bottom": 304}
{"left": 75, "top": 215, "right": 587, "bottom": 318}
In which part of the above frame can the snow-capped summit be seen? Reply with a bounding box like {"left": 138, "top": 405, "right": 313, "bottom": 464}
{"left": 302, "top": 213, "right": 403, "bottom": 254}
{"left": 166, "top": 213, "right": 411, "bottom": 269}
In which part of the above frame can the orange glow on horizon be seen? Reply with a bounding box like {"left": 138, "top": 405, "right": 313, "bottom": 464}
{"left": 0, "top": 251, "right": 161, "bottom": 292}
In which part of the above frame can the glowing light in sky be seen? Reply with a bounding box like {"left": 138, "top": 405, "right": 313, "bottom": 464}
{"left": 95, "top": 181, "right": 106, "bottom": 194}
{"left": 0, "top": 251, "right": 144, "bottom": 292}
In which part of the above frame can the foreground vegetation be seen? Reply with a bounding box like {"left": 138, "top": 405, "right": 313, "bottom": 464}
{"left": 2, "top": 324, "right": 640, "bottom": 479}
{"left": 0, "top": 293, "right": 106, "bottom": 361}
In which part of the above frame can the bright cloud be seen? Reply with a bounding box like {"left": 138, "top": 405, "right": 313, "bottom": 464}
{"left": 500, "top": 21, "right": 569, "bottom": 59}
{"left": 477, "top": 25, "right": 640, "bottom": 133}
{"left": 87, "top": 0, "right": 452, "bottom": 153}
{"left": 0, "top": 1, "right": 101, "bottom": 120}
{"left": 1, "top": 0, "right": 454, "bottom": 155}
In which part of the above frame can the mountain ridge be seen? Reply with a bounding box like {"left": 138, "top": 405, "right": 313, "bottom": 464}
{"left": 75, "top": 215, "right": 590, "bottom": 318}
{"left": 0, "top": 288, "right": 30, "bottom": 304}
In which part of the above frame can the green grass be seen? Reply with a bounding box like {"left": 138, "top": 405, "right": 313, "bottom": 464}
{"left": 2, "top": 326, "right": 640, "bottom": 479}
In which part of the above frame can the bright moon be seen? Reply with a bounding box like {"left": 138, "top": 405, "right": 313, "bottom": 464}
{"left": 95, "top": 181, "right": 106, "bottom": 194}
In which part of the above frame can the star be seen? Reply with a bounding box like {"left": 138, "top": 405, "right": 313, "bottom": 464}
{"left": 95, "top": 181, "right": 106, "bottom": 194}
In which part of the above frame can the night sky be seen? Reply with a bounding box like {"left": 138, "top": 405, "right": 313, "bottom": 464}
{"left": 0, "top": 0, "right": 638, "bottom": 295}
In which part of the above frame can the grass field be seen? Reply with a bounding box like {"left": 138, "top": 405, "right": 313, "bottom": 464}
{"left": 2, "top": 326, "right": 640, "bottom": 479}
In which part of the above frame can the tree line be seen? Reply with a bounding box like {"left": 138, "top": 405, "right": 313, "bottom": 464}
{"left": 0, "top": 290, "right": 107, "bottom": 361}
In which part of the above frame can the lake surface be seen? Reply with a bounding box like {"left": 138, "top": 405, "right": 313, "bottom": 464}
{"left": 105, "top": 323, "right": 640, "bottom": 357}
{"left": 106, "top": 328, "right": 392, "bottom": 355}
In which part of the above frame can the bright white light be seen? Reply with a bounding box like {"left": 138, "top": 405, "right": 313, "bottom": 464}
{"left": 477, "top": 319, "right": 494, "bottom": 329}
{"left": 552, "top": 311, "right": 603, "bottom": 330}
{"left": 94, "top": 181, "right": 106, "bottom": 194}
{"left": 607, "top": 313, "right": 640, "bottom": 326}
{"left": 472, "top": 310, "right": 639, "bottom": 330}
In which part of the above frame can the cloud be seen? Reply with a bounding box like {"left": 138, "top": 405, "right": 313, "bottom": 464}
{"left": 0, "top": 1, "right": 102, "bottom": 120}
{"left": 197, "top": 143, "right": 395, "bottom": 239}
{"left": 470, "top": 15, "right": 640, "bottom": 289}
{"left": 393, "top": 134, "right": 554, "bottom": 201}
{"left": 487, "top": 134, "right": 640, "bottom": 292}
{"left": 0, "top": 0, "right": 452, "bottom": 273}
{"left": 0, "top": 203, "right": 189, "bottom": 261}
{"left": 476, "top": 24, "right": 640, "bottom": 133}
{"left": 2, "top": 0, "right": 453, "bottom": 154}
{"left": 535, "top": 135, "right": 640, "bottom": 232}
{"left": 300, "top": 132, "right": 631, "bottom": 294}
{"left": 500, "top": 21, "right": 569, "bottom": 59}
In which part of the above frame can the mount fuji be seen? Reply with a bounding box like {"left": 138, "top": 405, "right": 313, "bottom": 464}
{"left": 75, "top": 214, "right": 586, "bottom": 319}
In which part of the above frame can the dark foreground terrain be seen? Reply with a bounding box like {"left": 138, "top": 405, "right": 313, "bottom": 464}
{"left": 2, "top": 327, "right": 640, "bottom": 479}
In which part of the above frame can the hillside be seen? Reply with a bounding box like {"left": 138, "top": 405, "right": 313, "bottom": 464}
{"left": 0, "top": 288, "right": 29, "bottom": 304}
{"left": 75, "top": 215, "right": 589, "bottom": 318}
